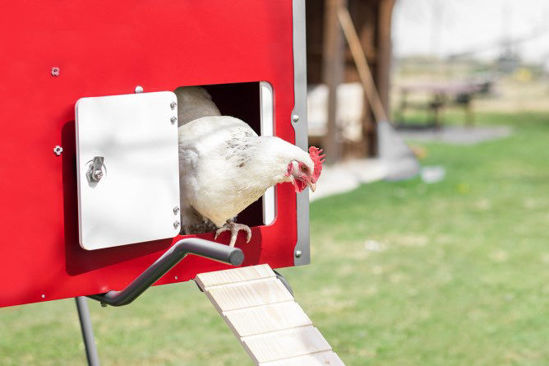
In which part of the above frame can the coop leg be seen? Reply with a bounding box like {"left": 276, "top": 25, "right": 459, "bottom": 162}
{"left": 75, "top": 296, "right": 100, "bottom": 366}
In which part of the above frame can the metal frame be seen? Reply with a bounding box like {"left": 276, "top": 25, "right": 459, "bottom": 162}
{"left": 292, "top": 0, "right": 311, "bottom": 266}
{"left": 260, "top": 81, "right": 276, "bottom": 226}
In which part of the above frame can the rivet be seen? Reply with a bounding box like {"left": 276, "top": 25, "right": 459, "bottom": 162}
{"left": 135, "top": 85, "right": 144, "bottom": 93}
{"left": 41, "top": 294, "right": 46, "bottom": 299}
{"left": 173, "top": 207, "right": 180, "bottom": 215}
{"left": 174, "top": 276, "right": 179, "bottom": 280}
{"left": 292, "top": 114, "right": 299, "bottom": 122}
{"left": 51, "top": 67, "right": 60, "bottom": 77}
{"left": 92, "top": 170, "right": 103, "bottom": 181}
{"left": 295, "top": 250, "right": 302, "bottom": 258}
{"left": 170, "top": 102, "right": 177, "bottom": 110}
{"left": 53, "top": 145, "right": 63, "bottom": 156}
{"left": 170, "top": 116, "right": 177, "bottom": 124}
{"left": 173, "top": 221, "right": 180, "bottom": 229}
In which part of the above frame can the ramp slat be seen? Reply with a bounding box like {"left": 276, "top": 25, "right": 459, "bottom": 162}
{"left": 205, "top": 278, "right": 293, "bottom": 312}
{"left": 224, "top": 301, "right": 312, "bottom": 337}
{"left": 196, "top": 264, "right": 274, "bottom": 289}
{"left": 259, "top": 351, "right": 345, "bottom": 366}
{"left": 242, "top": 326, "right": 331, "bottom": 363}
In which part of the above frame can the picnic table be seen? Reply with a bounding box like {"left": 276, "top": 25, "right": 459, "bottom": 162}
{"left": 395, "top": 82, "right": 482, "bottom": 128}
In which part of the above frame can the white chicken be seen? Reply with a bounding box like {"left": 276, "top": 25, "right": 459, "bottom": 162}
{"left": 174, "top": 86, "right": 221, "bottom": 126}
{"left": 177, "top": 88, "right": 324, "bottom": 247}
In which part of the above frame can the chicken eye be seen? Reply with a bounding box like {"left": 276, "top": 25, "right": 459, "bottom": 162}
{"left": 300, "top": 165, "right": 308, "bottom": 173}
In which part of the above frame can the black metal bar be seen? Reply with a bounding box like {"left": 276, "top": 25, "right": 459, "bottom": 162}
{"left": 75, "top": 296, "right": 101, "bottom": 366}
{"left": 273, "top": 269, "right": 293, "bottom": 296}
{"left": 88, "top": 238, "right": 244, "bottom": 307}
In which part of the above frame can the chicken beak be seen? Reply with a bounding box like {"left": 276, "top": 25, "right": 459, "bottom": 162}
{"left": 308, "top": 181, "right": 316, "bottom": 192}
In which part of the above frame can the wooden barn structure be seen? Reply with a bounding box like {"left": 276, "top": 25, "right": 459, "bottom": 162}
{"left": 306, "top": 0, "right": 396, "bottom": 162}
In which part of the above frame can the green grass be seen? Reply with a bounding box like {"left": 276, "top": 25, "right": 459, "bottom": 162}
{"left": 1, "top": 111, "right": 549, "bottom": 365}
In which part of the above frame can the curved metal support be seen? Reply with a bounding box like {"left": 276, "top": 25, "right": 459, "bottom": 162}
{"left": 88, "top": 238, "right": 244, "bottom": 307}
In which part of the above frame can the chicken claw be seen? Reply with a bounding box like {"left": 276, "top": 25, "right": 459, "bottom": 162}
{"left": 214, "top": 221, "right": 252, "bottom": 247}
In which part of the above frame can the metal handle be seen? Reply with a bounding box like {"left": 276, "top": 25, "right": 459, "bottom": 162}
{"left": 88, "top": 238, "right": 244, "bottom": 306}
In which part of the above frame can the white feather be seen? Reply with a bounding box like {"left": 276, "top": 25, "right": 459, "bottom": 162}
{"left": 178, "top": 116, "right": 313, "bottom": 229}
{"left": 174, "top": 86, "right": 221, "bottom": 126}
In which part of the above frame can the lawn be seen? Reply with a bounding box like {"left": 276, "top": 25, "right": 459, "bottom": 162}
{"left": 1, "top": 111, "right": 548, "bottom": 365}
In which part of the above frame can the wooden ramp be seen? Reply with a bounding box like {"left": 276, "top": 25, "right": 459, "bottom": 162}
{"left": 195, "top": 264, "right": 344, "bottom": 365}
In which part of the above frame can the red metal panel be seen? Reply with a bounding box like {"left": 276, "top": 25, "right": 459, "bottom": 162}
{"left": 0, "top": 0, "right": 297, "bottom": 307}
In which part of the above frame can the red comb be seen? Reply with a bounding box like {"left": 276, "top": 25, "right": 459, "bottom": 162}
{"left": 309, "top": 146, "right": 325, "bottom": 183}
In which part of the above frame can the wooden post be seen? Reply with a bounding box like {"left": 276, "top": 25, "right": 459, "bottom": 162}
{"left": 338, "top": 6, "right": 387, "bottom": 123}
{"left": 377, "top": 0, "right": 396, "bottom": 114}
{"left": 465, "top": 98, "right": 474, "bottom": 126}
{"left": 322, "top": 0, "right": 347, "bottom": 164}
{"left": 337, "top": 2, "right": 395, "bottom": 157}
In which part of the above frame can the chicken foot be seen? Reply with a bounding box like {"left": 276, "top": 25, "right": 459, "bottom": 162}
{"left": 214, "top": 220, "right": 252, "bottom": 247}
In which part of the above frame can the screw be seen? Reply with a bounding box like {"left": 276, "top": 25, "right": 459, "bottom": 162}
{"left": 92, "top": 170, "right": 103, "bottom": 181}
{"left": 173, "top": 207, "right": 180, "bottom": 215}
{"left": 135, "top": 85, "right": 144, "bottom": 93}
{"left": 173, "top": 221, "right": 180, "bottom": 229}
{"left": 170, "top": 116, "right": 177, "bottom": 124}
{"left": 292, "top": 114, "right": 299, "bottom": 123}
{"left": 51, "top": 67, "right": 60, "bottom": 77}
{"left": 53, "top": 145, "right": 63, "bottom": 155}
{"left": 170, "top": 102, "right": 177, "bottom": 110}
{"left": 295, "top": 250, "right": 302, "bottom": 258}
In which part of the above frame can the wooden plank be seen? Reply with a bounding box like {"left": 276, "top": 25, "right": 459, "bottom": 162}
{"left": 259, "top": 351, "right": 345, "bottom": 366}
{"left": 242, "top": 326, "right": 332, "bottom": 364}
{"left": 322, "top": 0, "right": 347, "bottom": 163}
{"left": 224, "top": 301, "right": 312, "bottom": 337}
{"left": 337, "top": 5, "right": 387, "bottom": 123}
{"left": 197, "top": 265, "right": 343, "bottom": 365}
{"left": 376, "top": 0, "right": 396, "bottom": 115}
{"left": 205, "top": 278, "right": 293, "bottom": 312}
{"left": 195, "top": 264, "right": 274, "bottom": 290}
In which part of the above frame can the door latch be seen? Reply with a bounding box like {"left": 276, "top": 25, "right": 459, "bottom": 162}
{"left": 87, "top": 156, "right": 105, "bottom": 183}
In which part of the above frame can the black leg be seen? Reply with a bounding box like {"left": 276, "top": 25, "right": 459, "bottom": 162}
{"left": 75, "top": 297, "right": 100, "bottom": 366}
